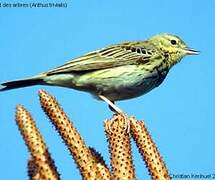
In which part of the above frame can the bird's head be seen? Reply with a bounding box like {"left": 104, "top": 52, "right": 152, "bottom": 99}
{"left": 148, "top": 33, "right": 199, "bottom": 67}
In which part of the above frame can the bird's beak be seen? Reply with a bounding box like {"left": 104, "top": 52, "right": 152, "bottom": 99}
{"left": 184, "top": 47, "right": 200, "bottom": 55}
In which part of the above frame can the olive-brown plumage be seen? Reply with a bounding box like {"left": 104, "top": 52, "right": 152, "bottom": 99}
{"left": 0, "top": 33, "right": 199, "bottom": 103}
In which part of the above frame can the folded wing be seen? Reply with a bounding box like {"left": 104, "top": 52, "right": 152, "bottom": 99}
{"left": 46, "top": 41, "right": 160, "bottom": 75}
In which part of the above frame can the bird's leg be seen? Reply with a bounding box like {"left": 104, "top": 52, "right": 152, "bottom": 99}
{"left": 108, "top": 104, "right": 116, "bottom": 113}
{"left": 98, "top": 95, "right": 130, "bottom": 133}
{"left": 98, "top": 95, "right": 123, "bottom": 114}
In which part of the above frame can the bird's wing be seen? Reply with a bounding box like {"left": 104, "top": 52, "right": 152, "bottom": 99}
{"left": 46, "top": 41, "right": 160, "bottom": 75}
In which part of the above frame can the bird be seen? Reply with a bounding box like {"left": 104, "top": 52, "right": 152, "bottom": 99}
{"left": 0, "top": 33, "right": 199, "bottom": 114}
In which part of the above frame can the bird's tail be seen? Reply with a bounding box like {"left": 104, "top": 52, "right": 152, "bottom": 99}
{"left": 0, "top": 77, "right": 45, "bottom": 91}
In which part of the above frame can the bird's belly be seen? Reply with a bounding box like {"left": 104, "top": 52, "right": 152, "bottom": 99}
{"left": 100, "top": 78, "right": 159, "bottom": 101}
{"left": 76, "top": 65, "right": 163, "bottom": 101}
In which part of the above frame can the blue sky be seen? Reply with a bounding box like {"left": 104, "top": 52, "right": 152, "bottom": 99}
{"left": 0, "top": 0, "right": 214, "bottom": 179}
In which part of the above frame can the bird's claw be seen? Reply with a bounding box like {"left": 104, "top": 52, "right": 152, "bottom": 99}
{"left": 106, "top": 113, "right": 130, "bottom": 134}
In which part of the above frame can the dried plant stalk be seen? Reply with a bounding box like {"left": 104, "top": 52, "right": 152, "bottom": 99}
{"left": 28, "top": 157, "right": 41, "bottom": 180}
{"left": 16, "top": 105, "right": 60, "bottom": 180}
{"left": 93, "top": 163, "right": 111, "bottom": 180}
{"left": 105, "top": 114, "right": 136, "bottom": 180}
{"left": 130, "top": 117, "right": 170, "bottom": 180}
{"left": 13, "top": 90, "right": 170, "bottom": 180}
{"left": 89, "top": 147, "right": 111, "bottom": 179}
{"left": 38, "top": 90, "right": 110, "bottom": 179}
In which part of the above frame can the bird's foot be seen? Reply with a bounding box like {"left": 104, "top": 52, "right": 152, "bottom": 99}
{"left": 105, "top": 113, "right": 130, "bottom": 134}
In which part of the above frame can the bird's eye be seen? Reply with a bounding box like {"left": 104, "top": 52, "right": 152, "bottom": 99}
{"left": 170, "top": 39, "right": 177, "bottom": 45}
